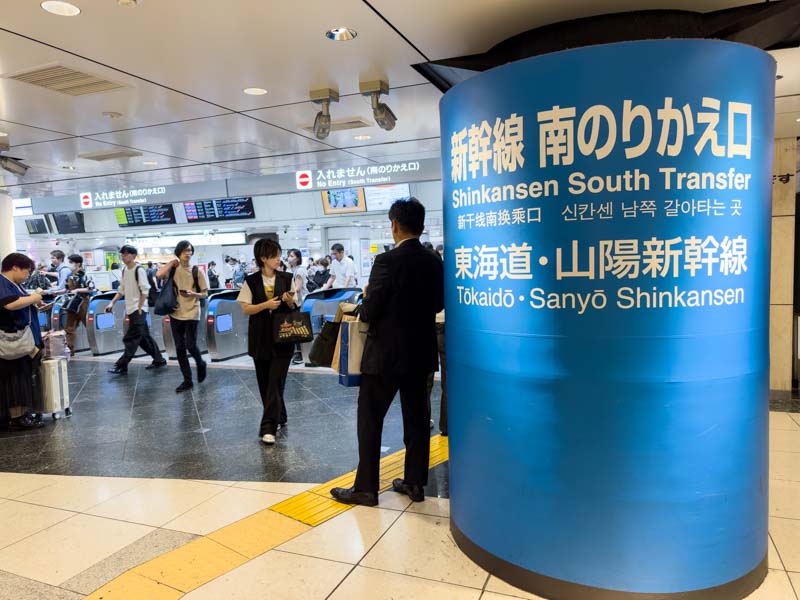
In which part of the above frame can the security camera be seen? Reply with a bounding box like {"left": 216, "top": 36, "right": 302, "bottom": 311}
{"left": 360, "top": 80, "right": 397, "bottom": 131}
{"left": 310, "top": 88, "right": 339, "bottom": 140}
{"left": 283, "top": 227, "right": 288, "bottom": 235}
{"left": 0, "top": 156, "right": 29, "bottom": 177}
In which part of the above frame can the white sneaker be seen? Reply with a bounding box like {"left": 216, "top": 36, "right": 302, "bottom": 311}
{"left": 261, "top": 434, "right": 276, "bottom": 445}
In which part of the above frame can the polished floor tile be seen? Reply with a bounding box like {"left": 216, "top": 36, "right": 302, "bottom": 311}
{"left": 407, "top": 496, "right": 451, "bottom": 518}
{"left": 362, "top": 512, "right": 488, "bottom": 589}
{"left": 163, "top": 486, "right": 288, "bottom": 535}
{"left": 86, "top": 479, "right": 227, "bottom": 527}
{"left": 233, "top": 481, "right": 315, "bottom": 495}
{"left": 277, "top": 505, "right": 400, "bottom": 564}
{"left": 768, "top": 534, "right": 784, "bottom": 570}
{"left": 743, "top": 569, "right": 797, "bottom": 599}
{"left": 182, "top": 549, "right": 351, "bottom": 599}
{"left": 329, "top": 566, "right": 483, "bottom": 600}
{"left": 769, "top": 480, "right": 800, "bottom": 520}
{"left": 0, "top": 473, "right": 63, "bottom": 500}
{"left": 484, "top": 575, "right": 547, "bottom": 599}
{"left": 770, "top": 413, "right": 800, "bottom": 431}
{"left": 60, "top": 528, "right": 197, "bottom": 595}
{"left": 0, "top": 513, "right": 152, "bottom": 586}
{"left": 0, "top": 500, "right": 75, "bottom": 550}
{"left": 769, "top": 516, "right": 800, "bottom": 572}
{"left": 0, "top": 570, "right": 84, "bottom": 600}
{"left": 14, "top": 475, "right": 145, "bottom": 512}
{"left": 378, "top": 490, "right": 413, "bottom": 511}
{"left": 769, "top": 430, "right": 800, "bottom": 454}
{"left": 770, "top": 452, "right": 800, "bottom": 483}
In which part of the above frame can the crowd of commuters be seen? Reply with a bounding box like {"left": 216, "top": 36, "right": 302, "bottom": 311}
{"left": 0, "top": 199, "right": 447, "bottom": 504}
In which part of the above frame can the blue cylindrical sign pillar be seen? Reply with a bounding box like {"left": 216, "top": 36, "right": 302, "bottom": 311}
{"left": 441, "top": 40, "right": 774, "bottom": 599}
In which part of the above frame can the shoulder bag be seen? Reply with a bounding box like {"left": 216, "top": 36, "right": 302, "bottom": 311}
{"left": 154, "top": 266, "right": 179, "bottom": 316}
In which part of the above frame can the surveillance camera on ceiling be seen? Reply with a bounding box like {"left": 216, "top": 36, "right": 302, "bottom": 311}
{"left": 310, "top": 88, "right": 339, "bottom": 140}
{"left": 360, "top": 80, "right": 397, "bottom": 131}
{"left": 0, "top": 156, "right": 29, "bottom": 177}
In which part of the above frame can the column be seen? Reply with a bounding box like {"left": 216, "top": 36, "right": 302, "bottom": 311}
{"left": 770, "top": 138, "right": 796, "bottom": 400}
{"left": 441, "top": 40, "right": 773, "bottom": 598}
{"left": 0, "top": 176, "right": 16, "bottom": 259}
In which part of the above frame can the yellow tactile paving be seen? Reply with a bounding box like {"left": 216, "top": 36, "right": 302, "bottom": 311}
{"left": 84, "top": 571, "right": 183, "bottom": 600}
{"left": 207, "top": 508, "right": 311, "bottom": 559}
{"left": 86, "top": 434, "right": 450, "bottom": 599}
{"left": 133, "top": 537, "right": 248, "bottom": 593}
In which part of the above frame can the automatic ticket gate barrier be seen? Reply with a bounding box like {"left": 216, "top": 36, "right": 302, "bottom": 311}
{"left": 123, "top": 312, "right": 166, "bottom": 353}
{"left": 206, "top": 290, "right": 247, "bottom": 362}
{"left": 301, "top": 287, "right": 362, "bottom": 335}
{"left": 161, "top": 288, "right": 226, "bottom": 359}
{"left": 86, "top": 292, "right": 127, "bottom": 355}
{"left": 51, "top": 295, "right": 90, "bottom": 353}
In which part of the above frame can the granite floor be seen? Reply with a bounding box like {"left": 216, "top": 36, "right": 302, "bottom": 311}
{"left": 0, "top": 361, "right": 447, "bottom": 484}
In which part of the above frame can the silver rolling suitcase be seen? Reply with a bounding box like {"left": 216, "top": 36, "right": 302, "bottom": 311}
{"left": 40, "top": 358, "right": 71, "bottom": 419}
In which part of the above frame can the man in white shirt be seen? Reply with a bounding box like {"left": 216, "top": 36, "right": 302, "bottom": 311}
{"left": 105, "top": 245, "right": 166, "bottom": 375}
{"left": 323, "top": 243, "right": 357, "bottom": 289}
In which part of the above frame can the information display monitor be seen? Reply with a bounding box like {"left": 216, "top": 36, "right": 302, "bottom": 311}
{"left": 183, "top": 197, "right": 255, "bottom": 222}
{"left": 321, "top": 188, "right": 366, "bottom": 215}
{"left": 115, "top": 204, "right": 176, "bottom": 227}
{"left": 25, "top": 217, "right": 49, "bottom": 234}
{"left": 364, "top": 184, "right": 411, "bottom": 212}
{"left": 50, "top": 212, "right": 85, "bottom": 234}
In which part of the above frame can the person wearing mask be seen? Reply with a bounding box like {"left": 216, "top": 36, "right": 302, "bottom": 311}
{"left": 0, "top": 253, "right": 44, "bottom": 431}
{"left": 207, "top": 261, "right": 220, "bottom": 289}
{"left": 287, "top": 249, "right": 308, "bottom": 365}
{"left": 237, "top": 239, "right": 297, "bottom": 445}
{"left": 63, "top": 254, "right": 93, "bottom": 357}
{"left": 331, "top": 199, "right": 444, "bottom": 506}
{"left": 322, "top": 244, "right": 356, "bottom": 290}
{"left": 306, "top": 257, "right": 330, "bottom": 293}
{"left": 105, "top": 246, "right": 166, "bottom": 376}
{"left": 156, "top": 241, "right": 208, "bottom": 393}
{"left": 50, "top": 250, "right": 73, "bottom": 294}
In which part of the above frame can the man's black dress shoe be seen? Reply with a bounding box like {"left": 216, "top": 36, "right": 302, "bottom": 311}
{"left": 175, "top": 381, "right": 193, "bottom": 393}
{"left": 145, "top": 360, "right": 167, "bottom": 370}
{"left": 392, "top": 478, "right": 425, "bottom": 502}
{"left": 330, "top": 486, "right": 378, "bottom": 506}
{"left": 107, "top": 366, "right": 127, "bottom": 375}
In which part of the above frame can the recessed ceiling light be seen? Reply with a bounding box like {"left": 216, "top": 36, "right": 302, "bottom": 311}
{"left": 796, "top": 117, "right": 800, "bottom": 122}
{"left": 143, "top": 161, "right": 158, "bottom": 166}
{"left": 353, "top": 134, "right": 371, "bottom": 141}
{"left": 0, "top": 132, "right": 7, "bottom": 137}
{"left": 102, "top": 111, "right": 123, "bottom": 119}
{"left": 61, "top": 165, "right": 76, "bottom": 170}
{"left": 243, "top": 88, "right": 268, "bottom": 96}
{"left": 41, "top": 1, "right": 81, "bottom": 16}
{"left": 326, "top": 27, "right": 357, "bottom": 41}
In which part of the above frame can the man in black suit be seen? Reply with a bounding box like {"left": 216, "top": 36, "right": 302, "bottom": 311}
{"left": 332, "top": 198, "right": 444, "bottom": 506}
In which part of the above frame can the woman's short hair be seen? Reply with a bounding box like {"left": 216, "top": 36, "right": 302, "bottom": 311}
{"left": 2, "top": 253, "right": 35, "bottom": 272}
{"left": 175, "top": 240, "right": 194, "bottom": 257}
{"left": 253, "top": 238, "right": 282, "bottom": 267}
{"left": 68, "top": 254, "right": 83, "bottom": 265}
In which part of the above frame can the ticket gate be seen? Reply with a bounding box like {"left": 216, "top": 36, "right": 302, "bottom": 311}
{"left": 160, "top": 289, "right": 226, "bottom": 358}
{"left": 206, "top": 290, "right": 248, "bottom": 362}
{"left": 86, "top": 292, "right": 127, "bottom": 355}
{"left": 51, "top": 295, "right": 91, "bottom": 352}
{"left": 123, "top": 312, "right": 166, "bottom": 353}
{"left": 301, "top": 287, "right": 362, "bottom": 334}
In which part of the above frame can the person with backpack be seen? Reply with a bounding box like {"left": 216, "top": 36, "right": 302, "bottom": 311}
{"left": 207, "top": 261, "right": 220, "bottom": 289}
{"left": 156, "top": 241, "right": 208, "bottom": 393}
{"left": 105, "top": 245, "right": 166, "bottom": 375}
{"left": 49, "top": 250, "right": 73, "bottom": 294}
{"left": 62, "top": 254, "right": 94, "bottom": 357}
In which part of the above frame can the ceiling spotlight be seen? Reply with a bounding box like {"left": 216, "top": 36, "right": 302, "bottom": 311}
{"left": 310, "top": 88, "right": 339, "bottom": 140}
{"left": 325, "top": 27, "right": 357, "bottom": 41}
{"left": 353, "top": 134, "right": 371, "bottom": 141}
{"left": 360, "top": 80, "right": 397, "bottom": 131}
{"left": 243, "top": 87, "right": 268, "bottom": 96}
{"left": 117, "top": 0, "right": 140, "bottom": 6}
{"left": 102, "top": 111, "right": 123, "bottom": 119}
{"left": 796, "top": 117, "right": 800, "bottom": 122}
{"left": 143, "top": 161, "right": 158, "bottom": 166}
{"left": 41, "top": 1, "right": 81, "bottom": 16}
{"left": 61, "top": 165, "right": 76, "bottom": 170}
{"left": 0, "top": 132, "right": 7, "bottom": 137}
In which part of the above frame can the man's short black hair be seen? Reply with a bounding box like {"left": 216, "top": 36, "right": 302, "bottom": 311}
{"left": 175, "top": 240, "right": 194, "bottom": 257}
{"left": 2, "top": 252, "right": 35, "bottom": 272}
{"left": 330, "top": 243, "right": 344, "bottom": 254}
{"left": 50, "top": 250, "right": 65, "bottom": 261}
{"left": 68, "top": 254, "right": 83, "bottom": 265}
{"left": 388, "top": 198, "right": 425, "bottom": 236}
{"left": 119, "top": 245, "right": 138, "bottom": 256}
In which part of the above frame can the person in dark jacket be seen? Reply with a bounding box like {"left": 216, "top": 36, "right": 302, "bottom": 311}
{"left": 332, "top": 198, "right": 444, "bottom": 506}
{"left": 237, "top": 238, "right": 298, "bottom": 445}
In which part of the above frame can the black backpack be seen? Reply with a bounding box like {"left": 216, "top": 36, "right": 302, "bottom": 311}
{"left": 307, "top": 269, "right": 329, "bottom": 293}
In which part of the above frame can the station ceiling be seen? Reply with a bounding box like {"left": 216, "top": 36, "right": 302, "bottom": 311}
{"left": 0, "top": 0, "right": 797, "bottom": 200}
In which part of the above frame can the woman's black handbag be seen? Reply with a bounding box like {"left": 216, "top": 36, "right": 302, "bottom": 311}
{"left": 308, "top": 320, "right": 340, "bottom": 366}
{"left": 154, "top": 267, "right": 178, "bottom": 316}
{"left": 63, "top": 294, "right": 84, "bottom": 314}
{"left": 273, "top": 311, "right": 314, "bottom": 344}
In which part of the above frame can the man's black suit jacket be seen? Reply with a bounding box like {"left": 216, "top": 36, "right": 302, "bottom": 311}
{"left": 359, "top": 238, "right": 445, "bottom": 378}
